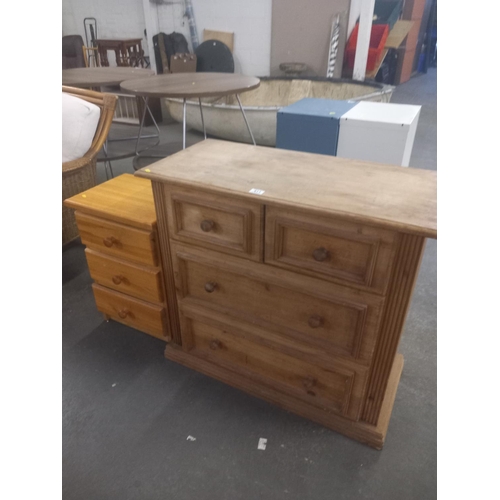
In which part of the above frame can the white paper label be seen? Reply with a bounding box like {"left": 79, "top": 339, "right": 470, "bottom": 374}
{"left": 258, "top": 438, "right": 267, "bottom": 450}
{"left": 249, "top": 188, "right": 265, "bottom": 195}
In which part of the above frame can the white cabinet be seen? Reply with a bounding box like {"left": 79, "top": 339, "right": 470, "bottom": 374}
{"left": 337, "top": 101, "right": 421, "bottom": 167}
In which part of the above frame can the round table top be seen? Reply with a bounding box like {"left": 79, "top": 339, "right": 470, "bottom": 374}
{"left": 62, "top": 67, "right": 155, "bottom": 87}
{"left": 120, "top": 72, "right": 260, "bottom": 98}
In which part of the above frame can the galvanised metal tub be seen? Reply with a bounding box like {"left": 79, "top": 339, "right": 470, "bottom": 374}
{"left": 165, "top": 77, "right": 394, "bottom": 146}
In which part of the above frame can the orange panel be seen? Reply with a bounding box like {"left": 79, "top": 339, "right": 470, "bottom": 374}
{"left": 399, "top": 49, "right": 416, "bottom": 83}
{"left": 411, "top": 0, "right": 426, "bottom": 19}
{"left": 406, "top": 19, "right": 422, "bottom": 52}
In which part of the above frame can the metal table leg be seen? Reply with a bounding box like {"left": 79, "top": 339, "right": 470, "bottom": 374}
{"left": 198, "top": 98, "right": 207, "bottom": 140}
{"left": 134, "top": 96, "right": 150, "bottom": 155}
{"left": 101, "top": 139, "right": 114, "bottom": 179}
{"left": 183, "top": 98, "right": 187, "bottom": 149}
{"left": 97, "top": 96, "right": 160, "bottom": 163}
{"left": 134, "top": 97, "right": 161, "bottom": 155}
{"left": 107, "top": 95, "right": 159, "bottom": 142}
{"left": 236, "top": 94, "right": 256, "bottom": 146}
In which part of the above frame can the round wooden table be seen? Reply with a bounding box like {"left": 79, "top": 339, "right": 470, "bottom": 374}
{"left": 62, "top": 67, "right": 154, "bottom": 87}
{"left": 121, "top": 73, "right": 260, "bottom": 151}
{"left": 62, "top": 67, "right": 158, "bottom": 177}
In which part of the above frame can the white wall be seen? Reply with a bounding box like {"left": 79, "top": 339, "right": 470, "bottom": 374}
{"left": 62, "top": 0, "right": 147, "bottom": 66}
{"left": 62, "top": 0, "right": 272, "bottom": 76}
{"left": 193, "top": 0, "right": 272, "bottom": 76}
{"left": 271, "top": 0, "right": 350, "bottom": 77}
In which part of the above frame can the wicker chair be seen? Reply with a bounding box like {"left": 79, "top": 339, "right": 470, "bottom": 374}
{"left": 62, "top": 86, "right": 117, "bottom": 245}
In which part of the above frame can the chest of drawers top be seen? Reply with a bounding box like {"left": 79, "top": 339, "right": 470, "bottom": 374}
{"left": 64, "top": 173, "right": 156, "bottom": 231}
{"left": 135, "top": 139, "right": 436, "bottom": 239}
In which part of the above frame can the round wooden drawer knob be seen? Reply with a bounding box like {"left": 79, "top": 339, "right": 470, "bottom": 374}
{"left": 308, "top": 315, "right": 323, "bottom": 329}
{"left": 103, "top": 236, "right": 119, "bottom": 247}
{"left": 209, "top": 339, "right": 222, "bottom": 350}
{"left": 112, "top": 275, "right": 124, "bottom": 285}
{"left": 204, "top": 281, "right": 218, "bottom": 293}
{"left": 312, "top": 247, "right": 329, "bottom": 262}
{"left": 302, "top": 376, "right": 317, "bottom": 390}
{"left": 118, "top": 308, "right": 130, "bottom": 319}
{"left": 200, "top": 219, "right": 215, "bottom": 232}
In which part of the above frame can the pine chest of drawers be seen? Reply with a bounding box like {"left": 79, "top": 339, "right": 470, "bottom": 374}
{"left": 64, "top": 174, "right": 170, "bottom": 341}
{"left": 137, "top": 139, "right": 437, "bottom": 449}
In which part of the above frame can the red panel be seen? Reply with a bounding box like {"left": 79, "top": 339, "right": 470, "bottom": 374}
{"left": 345, "top": 24, "right": 390, "bottom": 71}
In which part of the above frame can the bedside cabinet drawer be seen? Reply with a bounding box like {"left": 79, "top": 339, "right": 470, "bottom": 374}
{"left": 85, "top": 249, "right": 163, "bottom": 303}
{"left": 165, "top": 187, "right": 263, "bottom": 261}
{"left": 76, "top": 212, "right": 158, "bottom": 267}
{"left": 182, "top": 312, "right": 367, "bottom": 421}
{"left": 172, "top": 243, "right": 383, "bottom": 362}
{"left": 92, "top": 284, "right": 167, "bottom": 339}
{"left": 265, "top": 207, "right": 398, "bottom": 294}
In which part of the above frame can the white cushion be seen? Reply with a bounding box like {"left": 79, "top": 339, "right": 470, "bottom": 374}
{"left": 62, "top": 93, "right": 101, "bottom": 163}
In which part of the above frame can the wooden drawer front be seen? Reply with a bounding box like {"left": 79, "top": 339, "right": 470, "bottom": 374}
{"left": 92, "top": 284, "right": 167, "bottom": 339}
{"left": 85, "top": 249, "right": 163, "bottom": 303}
{"left": 182, "top": 312, "right": 367, "bottom": 420}
{"left": 265, "top": 207, "right": 398, "bottom": 294}
{"left": 166, "top": 187, "right": 263, "bottom": 261}
{"left": 76, "top": 212, "right": 158, "bottom": 267}
{"left": 173, "top": 244, "right": 383, "bottom": 362}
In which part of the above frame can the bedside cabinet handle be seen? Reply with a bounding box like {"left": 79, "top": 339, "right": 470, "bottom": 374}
{"left": 308, "top": 315, "right": 323, "bottom": 329}
{"left": 112, "top": 275, "right": 124, "bottom": 285}
{"left": 118, "top": 308, "right": 130, "bottom": 319}
{"left": 103, "top": 236, "right": 119, "bottom": 247}
{"left": 312, "top": 247, "right": 329, "bottom": 262}
{"left": 204, "top": 281, "right": 218, "bottom": 293}
{"left": 209, "top": 339, "right": 222, "bottom": 350}
{"left": 200, "top": 219, "right": 215, "bottom": 232}
{"left": 302, "top": 376, "right": 317, "bottom": 390}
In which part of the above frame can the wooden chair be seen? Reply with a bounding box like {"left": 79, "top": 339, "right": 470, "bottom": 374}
{"left": 62, "top": 86, "right": 117, "bottom": 245}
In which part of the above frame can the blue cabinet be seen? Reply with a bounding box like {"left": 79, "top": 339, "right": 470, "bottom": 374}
{"left": 276, "top": 98, "right": 358, "bottom": 156}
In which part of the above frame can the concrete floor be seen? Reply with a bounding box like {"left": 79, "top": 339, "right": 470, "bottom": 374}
{"left": 63, "top": 69, "right": 437, "bottom": 500}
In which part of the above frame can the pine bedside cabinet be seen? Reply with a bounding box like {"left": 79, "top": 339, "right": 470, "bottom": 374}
{"left": 64, "top": 173, "right": 170, "bottom": 341}
{"left": 136, "top": 139, "right": 437, "bottom": 449}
